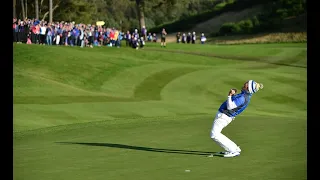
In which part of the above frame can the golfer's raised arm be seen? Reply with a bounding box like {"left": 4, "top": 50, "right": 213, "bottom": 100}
{"left": 226, "top": 96, "right": 245, "bottom": 110}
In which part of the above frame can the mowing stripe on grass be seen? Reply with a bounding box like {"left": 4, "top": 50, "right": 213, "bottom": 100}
{"left": 134, "top": 67, "right": 206, "bottom": 100}
{"left": 13, "top": 96, "right": 135, "bottom": 104}
{"left": 145, "top": 48, "right": 306, "bottom": 68}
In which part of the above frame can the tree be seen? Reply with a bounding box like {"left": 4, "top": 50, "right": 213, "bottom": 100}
{"left": 13, "top": 0, "right": 16, "bottom": 18}
{"left": 21, "top": 0, "right": 26, "bottom": 19}
{"left": 49, "top": 0, "right": 52, "bottom": 22}
{"left": 134, "top": 0, "right": 177, "bottom": 30}
{"left": 35, "top": 0, "right": 39, "bottom": 19}
{"left": 42, "top": 0, "right": 60, "bottom": 21}
{"left": 25, "top": 0, "right": 28, "bottom": 18}
{"left": 136, "top": 0, "right": 145, "bottom": 30}
{"left": 52, "top": 0, "right": 96, "bottom": 23}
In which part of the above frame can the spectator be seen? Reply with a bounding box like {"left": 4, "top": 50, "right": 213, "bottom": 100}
{"left": 192, "top": 32, "right": 196, "bottom": 44}
{"left": 139, "top": 37, "right": 145, "bottom": 49}
{"left": 182, "top": 33, "right": 186, "bottom": 43}
{"left": 152, "top": 33, "right": 157, "bottom": 42}
{"left": 200, "top": 33, "right": 206, "bottom": 44}
{"left": 141, "top": 25, "right": 147, "bottom": 40}
{"left": 46, "top": 24, "right": 53, "bottom": 45}
{"left": 27, "top": 34, "right": 32, "bottom": 44}
{"left": 98, "top": 31, "right": 103, "bottom": 46}
{"left": 94, "top": 27, "right": 99, "bottom": 46}
{"left": 132, "top": 37, "right": 139, "bottom": 49}
{"left": 13, "top": 19, "right": 19, "bottom": 43}
{"left": 160, "top": 28, "right": 167, "bottom": 48}
{"left": 109, "top": 28, "right": 115, "bottom": 46}
{"left": 31, "top": 22, "right": 37, "bottom": 43}
{"left": 187, "top": 32, "right": 191, "bottom": 44}
{"left": 176, "top": 32, "right": 181, "bottom": 43}
{"left": 25, "top": 20, "right": 31, "bottom": 42}
{"left": 147, "top": 33, "right": 152, "bottom": 42}
{"left": 75, "top": 25, "right": 80, "bottom": 46}
{"left": 133, "top": 29, "right": 139, "bottom": 39}
{"left": 79, "top": 26, "right": 85, "bottom": 47}
{"left": 40, "top": 23, "right": 46, "bottom": 45}
{"left": 12, "top": 18, "right": 127, "bottom": 49}
{"left": 55, "top": 26, "right": 61, "bottom": 45}
{"left": 125, "top": 31, "right": 131, "bottom": 47}
{"left": 66, "top": 25, "right": 72, "bottom": 46}
{"left": 117, "top": 30, "right": 123, "bottom": 48}
{"left": 114, "top": 29, "right": 119, "bottom": 47}
{"left": 18, "top": 21, "right": 26, "bottom": 44}
{"left": 87, "top": 26, "right": 93, "bottom": 48}
{"left": 35, "top": 23, "right": 40, "bottom": 44}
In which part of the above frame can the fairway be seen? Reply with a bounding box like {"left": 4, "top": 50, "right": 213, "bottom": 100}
{"left": 13, "top": 43, "right": 307, "bottom": 180}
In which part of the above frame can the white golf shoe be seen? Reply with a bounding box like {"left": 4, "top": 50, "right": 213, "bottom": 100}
{"left": 235, "top": 146, "right": 241, "bottom": 153}
{"left": 223, "top": 151, "right": 240, "bottom": 158}
{"left": 208, "top": 146, "right": 241, "bottom": 157}
{"left": 218, "top": 146, "right": 241, "bottom": 155}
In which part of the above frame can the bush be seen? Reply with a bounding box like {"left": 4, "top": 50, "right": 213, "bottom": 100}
{"left": 238, "top": 19, "right": 254, "bottom": 33}
{"left": 250, "top": 16, "right": 260, "bottom": 32}
{"left": 276, "top": 8, "right": 289, "bottom": 18}
{"left": 213, "top": 1, "right": 228, "bottom": 11}
{"left": 251, "top": 16, "right": 260, "bottom": 26}
{"left": 219, "top": 22, "right": 241, "bottom": 35}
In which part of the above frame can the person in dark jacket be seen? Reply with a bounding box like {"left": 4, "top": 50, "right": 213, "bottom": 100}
{"left": 186, "top": 32, "right": 191, "bottom": 44}
{"left": 182, "top": 33, "right": 186, "bottom": 43}
{"left": 176, "top": 32, "right": 181, "bottom": 43}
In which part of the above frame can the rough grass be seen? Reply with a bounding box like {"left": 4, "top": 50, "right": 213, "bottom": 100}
{"left": 14, "top": 43, "right": 306, "bottom": 180}
{"left": 208, "top": 32, "right": 307, "bottom": 44}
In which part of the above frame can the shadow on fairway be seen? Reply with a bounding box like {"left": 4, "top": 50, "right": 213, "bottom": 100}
{"left": 56, "top": 142, "right": 221, "bottom": 157}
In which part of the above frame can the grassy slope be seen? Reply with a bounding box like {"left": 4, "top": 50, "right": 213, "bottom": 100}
{"left": 189, "top": 5, "right": 263, "bottom": 34}
{"left": 152, "top": 0, "right": 266, "bottom": 43}
{"left": 159, "top": 1, "right": 305, "bottom": 43}
{"left": 14, "top": 43, "right": 306, "bottom": 180}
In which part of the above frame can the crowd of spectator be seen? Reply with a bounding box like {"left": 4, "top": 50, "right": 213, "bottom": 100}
{"left": 176, "top": 32, "right": 207, "bottom": 44}
{"left": 13, "top": 18, "right": 207, "bottom": 50}
{"left": 13, "top": 18, "right": 152, "bottom": 49}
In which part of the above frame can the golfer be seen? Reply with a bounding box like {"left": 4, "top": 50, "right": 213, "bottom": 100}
{"left": 210, "top": 80, "right": 263, "bottom": 158}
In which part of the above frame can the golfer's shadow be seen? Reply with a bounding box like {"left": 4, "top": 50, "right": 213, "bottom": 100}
{"left": 56, "top": 142, "right": 221, "bottom": 156}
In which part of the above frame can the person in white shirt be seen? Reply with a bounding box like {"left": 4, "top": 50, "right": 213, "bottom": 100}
{"left": 200, "top": 33, "right": 207, "bottom": 44}
{"left": 40, "top": 24, "right": 47, "bottom": 45}
{"left": 79, "top": 27, "right": 85, "bottom": 48}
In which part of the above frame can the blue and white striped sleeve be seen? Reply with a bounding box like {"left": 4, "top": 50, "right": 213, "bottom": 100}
{"left": 226, "top": 96, "right": 245, "bottom": 110}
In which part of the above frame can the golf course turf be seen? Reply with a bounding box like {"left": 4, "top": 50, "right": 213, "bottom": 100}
{"left": 13, "top": 42, "right": 306, "bottom": 180}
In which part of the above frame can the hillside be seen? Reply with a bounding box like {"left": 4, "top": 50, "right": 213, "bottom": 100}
{"left": 164, "top": 5, "right": 264, "bottom": 42}
{"left": 151, "top": 0, "right": 306, "bottom": 43}
{"left": 164, "top": 12, "right": 306, "bottom": 44}
{"left": 189, "top": 5, "right": 263, "bottom": 34}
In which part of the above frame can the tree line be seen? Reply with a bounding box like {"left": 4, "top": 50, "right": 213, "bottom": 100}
{"left": 13, "top": 0, "right": 227, "bottom": 30}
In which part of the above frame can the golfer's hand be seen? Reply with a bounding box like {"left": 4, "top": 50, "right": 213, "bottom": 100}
{"left": 228, "top": 89, "right": 237, "bottom": 96}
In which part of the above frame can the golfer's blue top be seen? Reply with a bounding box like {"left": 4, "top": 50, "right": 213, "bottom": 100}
{"left": 218, "top": 90, "right": 252, "bottom": 118}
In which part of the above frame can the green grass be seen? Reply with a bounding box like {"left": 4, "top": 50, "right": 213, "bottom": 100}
{"left": 13, "top": 42, "right": 306, "bottom": 180}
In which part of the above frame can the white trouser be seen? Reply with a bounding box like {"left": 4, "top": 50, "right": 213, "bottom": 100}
{"left": 56, "top": 35, "right": 60, "bottom": 45}
{"left": 210, "top": 112, "right": 238, "bottom": 152}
